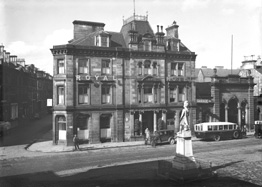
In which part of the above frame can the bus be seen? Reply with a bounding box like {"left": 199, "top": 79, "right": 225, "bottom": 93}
{"left": 194, "top": 122, "right": 242, "bottom": 141}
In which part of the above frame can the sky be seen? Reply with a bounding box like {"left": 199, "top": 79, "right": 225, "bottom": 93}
{"left": 1, "top": 0, "right": 262, "bottom": 75}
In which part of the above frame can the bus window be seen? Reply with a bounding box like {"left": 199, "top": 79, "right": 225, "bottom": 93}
{"left": 213, "top": 125, "right": 218, "bottom": 131}
{"left": 229, "top": 125, "right": 233, "bottom": 130}
{"left": 200, "top": 125, "right": 203, "bottom": 131}
{"left": 219, "top": 125, "right": 223, "bottom": 130}
{"left": 208, "top": 125, "right": 212, "bottom": 131}
{"left": 224, "top": 125, "right": 228, "bottom": 130}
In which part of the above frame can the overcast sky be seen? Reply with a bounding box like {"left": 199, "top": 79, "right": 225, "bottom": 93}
{"left": 1, "top": 0, "right": 262, "bottom": 75}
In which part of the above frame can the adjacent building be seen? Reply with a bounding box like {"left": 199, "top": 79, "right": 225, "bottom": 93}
{"left": 0, "top": 45, "right": 53, "bottom": 127}
{"left": 51, "top": 15, "right": 197, "bottom": 145}
{"left": 239, "top": 55, "right": 262, "bottom": 120}
{"left": 195, "top": 67, "right": 255, "bottom": 131}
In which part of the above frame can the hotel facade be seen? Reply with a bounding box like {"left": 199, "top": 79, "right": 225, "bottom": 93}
{"left": 51, "top": 15, "right": 197, "bottom": 145}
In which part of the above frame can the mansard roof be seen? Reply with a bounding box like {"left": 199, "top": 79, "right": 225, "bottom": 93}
{"left": 121, "top": 19, "right": 155, "bottom": 46}
{"left": 69, "top": 31, "right": 126, "bottom": 47}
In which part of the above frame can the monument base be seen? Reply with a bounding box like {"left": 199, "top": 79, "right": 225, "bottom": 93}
{"left": 157, "top": 158, "right": 214, "bottom": 182}
{"left": 157, "top": 130, "right": 214, "bottom": 182}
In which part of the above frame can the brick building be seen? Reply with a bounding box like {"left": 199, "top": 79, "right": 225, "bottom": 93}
{"left": 50, "top": 15, "right": 197, "bottom": 145}
{"left": 0, "top": 45, "right": 53, "bottom": 127}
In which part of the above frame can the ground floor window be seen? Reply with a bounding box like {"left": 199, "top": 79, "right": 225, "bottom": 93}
{"left": 57, "top": 115, "right": 66, "bottom": 140}
{"left": 77, "top": 115, "right": 89, "bottom": 140}
{"left": 100, "top": 114, "right": 111, "bottom": 141}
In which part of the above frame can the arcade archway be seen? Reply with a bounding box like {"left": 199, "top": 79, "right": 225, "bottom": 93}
{"left": 228, "top": 97, "right": 238, "bottom": 123}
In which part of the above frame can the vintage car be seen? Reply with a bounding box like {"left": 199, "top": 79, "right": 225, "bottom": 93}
{"left": 0, "top": 121, "right": 11, "bottom": 137}
{"left": 147, "top": 129, "right": 177, "bottom": 147}
{"left": 254, "top": 121, "right": 262, "bottom": 139}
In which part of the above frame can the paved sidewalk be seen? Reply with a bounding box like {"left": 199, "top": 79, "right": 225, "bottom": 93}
{"left": 26, "top": 132, "right": 255, "bottom": 153}
{"left": 27, "top": 140, "right": 146, "bottom": 153}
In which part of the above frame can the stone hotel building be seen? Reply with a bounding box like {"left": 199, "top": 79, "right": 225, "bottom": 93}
{"left": 51, "top": 14, "right": 196, "bottom": 145}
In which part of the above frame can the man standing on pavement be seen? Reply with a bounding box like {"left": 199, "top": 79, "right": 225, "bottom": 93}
{"left": 73, "top": 134, "right": 80, "bottom": 151}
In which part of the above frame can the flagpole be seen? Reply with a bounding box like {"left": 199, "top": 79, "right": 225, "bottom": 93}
{"left": 231, "top": 35, "right": 233, "bottom": 74}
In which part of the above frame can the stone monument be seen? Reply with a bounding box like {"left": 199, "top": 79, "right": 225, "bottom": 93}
{"left": 158, "top": 101, "right": 214, "bottom": 182}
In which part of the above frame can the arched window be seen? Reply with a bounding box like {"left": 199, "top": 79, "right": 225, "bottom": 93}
{"left": 144, "top": 60, "right": 151, "bottom": 75}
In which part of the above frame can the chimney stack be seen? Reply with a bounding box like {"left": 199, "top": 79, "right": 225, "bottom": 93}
{"left": 157, "top": 25, "right": 159, "bottom": 33}
{"left": 73, "top": 20, "right": 105, "bottom": 40}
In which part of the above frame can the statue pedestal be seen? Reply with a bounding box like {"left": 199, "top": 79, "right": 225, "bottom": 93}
{"left": 158, "top": 130, "right": 214, "bottom": 182}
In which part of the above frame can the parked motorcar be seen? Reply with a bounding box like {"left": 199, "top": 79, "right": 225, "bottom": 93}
{"left": 0, "top": 121, "right": 11, "bottom": 137}
{"left": 149, "top": 129, "right": 177, "bottom": 147}
{"left": 254, "top": 121, "right": 262, "bottom": 139}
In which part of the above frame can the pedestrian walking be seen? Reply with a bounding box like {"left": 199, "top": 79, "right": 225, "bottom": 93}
{"left": 144, "top": 128, "right": 151, "bottom": 145}
{"left": 73, "top": 134, "right": 80, "bottom": 151}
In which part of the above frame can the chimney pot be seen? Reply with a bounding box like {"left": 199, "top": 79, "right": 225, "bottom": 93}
{"left": 157, "top": 25, "right": 159, "bottom": 32}
{"left": 161, "top": 26, "right": 163, "bottom": 32}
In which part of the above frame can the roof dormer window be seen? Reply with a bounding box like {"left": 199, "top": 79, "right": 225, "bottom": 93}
{"left": 95, "top": 32, "right": 111, "bottom": 47}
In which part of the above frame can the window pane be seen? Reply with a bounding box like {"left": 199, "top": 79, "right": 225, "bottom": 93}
{"left": 79, "top": 85, "right": 89, "bottom": 104}
{"left": 171, "top": 63, "right": 177, "bottom": 70}
{"left": 79, "top": 59, "right": 89, "bottom": 74}
{"left": 58, "top": 59, "right": 64, "bottom": 74}
{"left": 101, "top": 36, "right": 108, "bottom": 47}
{"left": 58, "top": 87, "right": 64, "bottom": 104}
{"left": 102, "top": 86, "right": 111, "bottom": 104}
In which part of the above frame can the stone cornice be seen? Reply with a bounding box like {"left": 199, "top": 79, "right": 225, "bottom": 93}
{"left": 50, "top": 44, "right": 196, "bottom": 60}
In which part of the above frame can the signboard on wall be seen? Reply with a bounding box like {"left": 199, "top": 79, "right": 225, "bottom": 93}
{"left": 47, "top": 99, "right": 52, "bottom": 106}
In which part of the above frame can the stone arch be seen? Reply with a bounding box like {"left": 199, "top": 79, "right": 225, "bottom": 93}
{"left": 228, "top": 96, "right": 238, "bottom": 123}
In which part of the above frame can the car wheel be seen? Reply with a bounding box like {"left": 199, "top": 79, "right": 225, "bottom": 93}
{"left": 233, "top": 131, "right": 239, "bottom": 139}
{"left": 170, "top": 138, "right": 176, "bottom": 145}
{"left": 213, "top": 135, "right": 220, "bottom": 141}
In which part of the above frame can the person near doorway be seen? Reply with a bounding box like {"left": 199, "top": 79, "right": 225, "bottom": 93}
{"left": 145, "top": 128, "right": 151, "bottom": 145}
{"left": 73, "top": 134, "right": 80, "bottom": 151}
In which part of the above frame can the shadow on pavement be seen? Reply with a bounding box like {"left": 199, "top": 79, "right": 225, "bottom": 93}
{"left": 0, "top": 160, "right": 260, "bottom": 187}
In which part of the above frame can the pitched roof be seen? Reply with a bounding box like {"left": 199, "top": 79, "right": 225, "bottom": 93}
{"left": 196, "top": 68, "right": 241, "bottom": 77}
{"left": 69, "top": 31, "right": 126, "bottom": 47}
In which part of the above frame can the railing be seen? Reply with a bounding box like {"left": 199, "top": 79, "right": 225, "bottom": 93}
{"left": 123, "top": 15, "right": 148, "bottom": 25}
